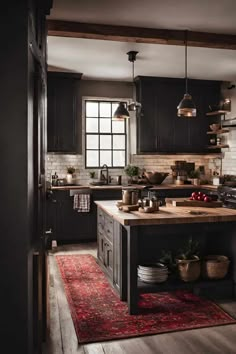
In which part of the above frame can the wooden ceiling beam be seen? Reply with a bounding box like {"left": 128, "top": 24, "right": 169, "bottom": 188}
{"left": 47, "top": 20, "right": 236, "bottom": 50}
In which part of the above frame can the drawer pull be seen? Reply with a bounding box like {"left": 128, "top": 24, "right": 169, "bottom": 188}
{"left": 107, "top": 229, "right": 110, "bottom": 233}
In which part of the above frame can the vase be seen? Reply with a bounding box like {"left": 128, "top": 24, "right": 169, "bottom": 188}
{"left": 193, "top": 178, "right": 200, "bottom": 186}
{"left": 66, "top": 173, "right": 73, "bottom": 185}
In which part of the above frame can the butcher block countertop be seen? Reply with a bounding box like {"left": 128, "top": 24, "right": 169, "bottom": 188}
{"left": 50, "top": 184, "right": 217, "bottom": 191}
{"left": 95, "top": 200, "right": 236, "bottom": 226}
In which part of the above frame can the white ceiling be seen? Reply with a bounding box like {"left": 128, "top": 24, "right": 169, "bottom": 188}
{"left": 47, "top": 0, "right": 236, "bottom": 82}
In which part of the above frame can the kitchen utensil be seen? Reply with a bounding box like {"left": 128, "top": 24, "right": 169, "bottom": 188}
{"left": 131, "top": 190, "right": 139, "bottom": 205}
{"left": 149, "top": 197, "right": 159, "bottom": 211}
{"left": 116, "top": 175, "right": 122, "bottom": 185}
{"left": 122, "top": 188, "right": 139, "bottom": 205}
{"left": 144, "top": 171, "right": 169, "bottom": 185}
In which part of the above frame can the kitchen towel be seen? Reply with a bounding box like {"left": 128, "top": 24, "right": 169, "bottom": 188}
{"left": 73, "top": 194, "right": 91, "bottom": 212}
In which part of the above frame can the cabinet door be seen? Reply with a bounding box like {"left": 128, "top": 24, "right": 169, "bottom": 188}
{"left": 104, "top": 238, "right": 113, "bottom": 277}
{"left": 136, "top": 76, "right": 221, "bottom": 154}
{"left": 47, "top": 76, "right": 58, "bottom": 151}
{"left": 56, "top": 77, "right": 77, "bottom": 153}
{"left": 136, "top": 79, "right": 157, "bottom": 152}
{"left": 54, "top": 191, "right": 94, "bottom": 242}
{"left": 97, "top": 231, "right": 105, "bottom": 264}
{"left": 47, "top": 73, "right": 81, "bottom": 153}
{"left": 158, "top": 80, "right": 186, "bottom": 152}
{"left": 186, "top": 80, "right": 221, "bottom": 153}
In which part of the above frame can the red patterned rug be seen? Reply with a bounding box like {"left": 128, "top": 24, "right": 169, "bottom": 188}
{"left": 55, "top": 254, "right": 236, "bottom": 344}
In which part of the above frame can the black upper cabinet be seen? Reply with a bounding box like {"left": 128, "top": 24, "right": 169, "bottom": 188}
{"left": 47, "top": 72, "right": 82, "bottom": 153}
{"left": 136, "top": 76, "right": 221, "bottom": 153}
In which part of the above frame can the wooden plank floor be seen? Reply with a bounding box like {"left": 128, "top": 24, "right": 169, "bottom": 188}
{"left": 46, "top": 242, "right": 236, "bottom": 354}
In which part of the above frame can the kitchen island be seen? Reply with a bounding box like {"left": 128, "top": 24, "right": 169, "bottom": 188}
{"left": 95, "top": 200, "right": 236, "bottom": 314}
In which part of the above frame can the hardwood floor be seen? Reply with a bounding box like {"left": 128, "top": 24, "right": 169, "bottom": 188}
{"left": 47, "top": 243, "right": 236, "bottom": 354}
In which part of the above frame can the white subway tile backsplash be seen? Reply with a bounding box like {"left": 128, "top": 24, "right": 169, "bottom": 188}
{"left": 46, "top": 149, "right": 234, "bottom": 184}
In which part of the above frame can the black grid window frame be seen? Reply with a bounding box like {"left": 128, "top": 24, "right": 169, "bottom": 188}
{"left": 85, "top": 100, "right": 127, "bottom": 168}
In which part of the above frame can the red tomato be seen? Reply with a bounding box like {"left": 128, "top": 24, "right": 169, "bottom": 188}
{"left": 197, "top": 196, "right": 202, "bottom": 201}
{"left": 191, "top": 192, "right": 198, "bottom": 198}
{"left": 198, "top": 191, "right": 203, "bottom": 196}
{"left": 189, "top": 197, "right": 194, "bottom": 200}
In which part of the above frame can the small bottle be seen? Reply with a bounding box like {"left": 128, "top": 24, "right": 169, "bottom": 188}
{"left": 52, "top": 172, "right": 58, "bottom": 186}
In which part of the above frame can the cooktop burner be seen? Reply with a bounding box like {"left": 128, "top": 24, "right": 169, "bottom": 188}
{"left": 218, "top": 185, "right": 236, "bottom": 209}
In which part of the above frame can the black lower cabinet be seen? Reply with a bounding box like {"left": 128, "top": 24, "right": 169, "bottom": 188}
{"left": 46, "top": 189, "right": 122, "bottom": 243}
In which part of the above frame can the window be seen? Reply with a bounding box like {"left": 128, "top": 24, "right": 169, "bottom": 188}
{"left": 85, "top": 100, "right": 127, "bottom": 168}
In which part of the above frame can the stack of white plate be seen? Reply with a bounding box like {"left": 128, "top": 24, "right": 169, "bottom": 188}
{"left": 138, "top": 263, "right": 168, "bottom": 283}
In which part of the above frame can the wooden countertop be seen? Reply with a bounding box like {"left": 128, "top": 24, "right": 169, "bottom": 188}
{"left": 50, "top": 184, "right": 218, "bottom": 191}
{"left": 95, "top": 200, "right": 236, "bottom": 226}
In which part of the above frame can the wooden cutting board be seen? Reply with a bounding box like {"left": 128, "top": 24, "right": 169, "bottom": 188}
{"left": 166, "top": 198, "right": 223, "bottom": 208}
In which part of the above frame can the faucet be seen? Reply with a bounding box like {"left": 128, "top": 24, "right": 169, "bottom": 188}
{"left": 99, "top": 164, "right": 109, "bottom": 184}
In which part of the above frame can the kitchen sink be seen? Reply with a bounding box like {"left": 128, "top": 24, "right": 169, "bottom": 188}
{"left": 89, "top": 181, "right": 107, "bottom": 186}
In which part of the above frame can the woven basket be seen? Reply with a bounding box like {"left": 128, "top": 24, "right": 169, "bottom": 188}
{"left": 176, "top": 256, "right": 201, "bottom": 282}
{"left": 202, "top": 255, "right": 230, "bottom": 280}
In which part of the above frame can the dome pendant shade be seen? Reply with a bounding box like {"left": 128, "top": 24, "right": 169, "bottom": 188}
{"left": 113, "top": 102, "right": 130, "bottom": 120}
{"left": 177, "top": 93, "right": 196, "bottom": 117}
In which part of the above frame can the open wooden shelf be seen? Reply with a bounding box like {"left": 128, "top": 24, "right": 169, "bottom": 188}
{"left": 138, "top": 276, "right": 233, "bottom": 294}
{"left": 207, "top": 129, "right": 229, "bottom": 135}
{"left": 208, "top": 144, "right": 229, "bottom": 149}
{"left": 206, "top": 110, "right": 230, "bottom": 116}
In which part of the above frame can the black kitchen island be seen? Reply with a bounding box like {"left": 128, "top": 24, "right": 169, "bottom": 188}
{"left": 95, "top": 200, "right": 236, "bottom": 314}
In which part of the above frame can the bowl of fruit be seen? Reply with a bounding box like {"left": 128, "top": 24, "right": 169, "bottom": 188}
{"left": 190, "top": 191, "right": 212, "bottom": 202}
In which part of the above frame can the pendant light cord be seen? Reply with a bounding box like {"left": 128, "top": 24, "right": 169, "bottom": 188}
{"left": 132, "top": 60, "right": 135, "bottom": 83}
{"left": 185, "top": 30, "right": 188, "bottom": 94}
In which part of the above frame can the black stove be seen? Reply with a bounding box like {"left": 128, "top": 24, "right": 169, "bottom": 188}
{"left": 218, "top": 185, "right": 236, "bottom": 209}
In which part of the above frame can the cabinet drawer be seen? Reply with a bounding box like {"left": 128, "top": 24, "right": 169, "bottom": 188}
{"left": 104, "top": 215, "right": 113, "bottom": 241}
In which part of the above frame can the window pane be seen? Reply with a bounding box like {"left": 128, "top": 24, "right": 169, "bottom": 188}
{"left": 112, "top": 102, "right": 119, "bottom": 116}
{"left": 100, "top": 118, "right": 111, "bottom": 133}
{"left": 100, "top": 135, "right": 111, "bottom": 149}
{"left": 100, "top": 150, "right": 111, "bottom": 166}
{"left": 100, "top": 102, "right": 111, "bottom": 117}
{"left": 87, "top": 134, "right": 98, "bottom": 149}
{"left": 113, "top": 135, "right": 125, "bottom": 149}
{"left": 113, "top": 150, "right": 125, "bottom": 167}
{"left": 112, "top": 120, "right": 125, "bottom": 133}
{"left": 86, "top": 118, "right": 98, "bottom": 133}
{"left": 87, "top": 151, "right": 99, "bottom": 167}
{"left": 86, "top": 101, "right": 98, "bottom": 117}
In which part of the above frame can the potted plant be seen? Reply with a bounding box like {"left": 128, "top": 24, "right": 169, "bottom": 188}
{"left": 188, "top": 169, "right": 200, "bottom": 186}
{"left": 66, "top": 166, "right": 75, "bottom": 184}
{"left": 176, "top": 237, "right": 201, "bottom": 282}
{"left": 124, "top": 164, "right": 139, "bottom": 184}
{"left": 89, "top": 171, "right": 96, "bottom": 183}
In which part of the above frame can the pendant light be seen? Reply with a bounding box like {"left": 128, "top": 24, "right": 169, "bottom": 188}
{"left": 112, "top": 102, "right": 130, "bottom": 120}
{"left": 127, "top": 50, "right": 142, "bottom": 112}
{"left": 112, "top": 50, "right": 141, "bottom": 120}
{"left": 177, "top": 31, "right": 196, "bottom": 117}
